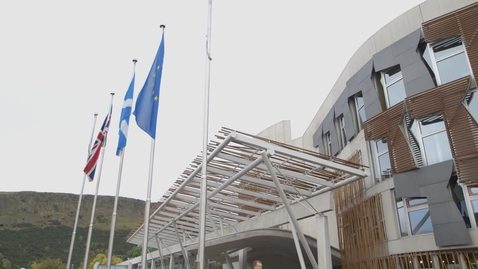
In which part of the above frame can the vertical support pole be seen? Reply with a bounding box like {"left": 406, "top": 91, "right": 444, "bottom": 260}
{"left": 224, "top": 254, "right": 234, "bottom": 269}
{"left": 238, "top": 248, "right": 248, "bottom": 269}
{"left": 317, "top": 213, "right": 332, "bottom": 269}
{"left": 261, "top": 151, "right": 318, "bottom": 269}
{"left": 155, "top": 235, "right": 164, "bottom": 269}
{"left": 432, "top": 255, "right": 440, "bottom": 269}
{"left": 290, "top": 216, "right": 306, "bottom": 269}
{"left": 459, "top": 253, "right": 468, "bottom": 269}
{"left": 173, "top": 222, "right": 191, "bottom": 269}
{"left": 169, "top": 254, "right": 174, "bottom": 269}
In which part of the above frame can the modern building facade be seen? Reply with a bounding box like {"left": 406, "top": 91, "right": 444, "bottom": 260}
{"left": 123, "top": 0, "right": 478, "bottom": 268}
{"left": 306, "top": 0, "right": 478, "bottom": 267}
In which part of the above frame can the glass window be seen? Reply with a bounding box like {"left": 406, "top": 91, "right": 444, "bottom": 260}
{"left": 382, "top": 66, "right": 406, "bottom": 107}
{"left": 356, "top": 94, "right": 366, "bottom": 124}
{"left": 322, "top": 132, "right": 332, "bottom": 156}
{"left": 471, "top": 200, "right": 478, "bottom": 227}
{"left": 395, "top": 194, "right": 433, "bottom": 236}
{"left": 409, "top": 207, "right": 433, "bottom": 235}
{"left": 408, "top": 198, "right": 428, "bottom": 207}
{"left": 371, "top": 138, "right": 392, "bottom": 182}
{"left": 430, "top": 36, "right": 472, "bottom": 85}
{"left": 465, "top": 184, "right": 478, "bottom": 228}
{"left": 336, "top": 115, "right": 347, "bottom": 150}
{"left": 419, "top": 117, "right": 452, "bottom": 165}
{"left": 449, "top": 177, "right": 471, "bottom": 228}
{"left": 396, "top": 197, "right": 408, "bottom": 237}
{"left": 410, "top": 115, "right": 453, "bottom": 166}
{"left": 349, "top": 92, "right": 366, "bottom": 134}
{"left": 422, "top": 131, "right": 453, "bottom": 165}
{"left": 464, "top": 89, "right": 478, "bottom": 125}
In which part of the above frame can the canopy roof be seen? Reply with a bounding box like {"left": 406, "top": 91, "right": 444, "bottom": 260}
{"left": 126, "top": 127, "right": 367, "bottom": 249}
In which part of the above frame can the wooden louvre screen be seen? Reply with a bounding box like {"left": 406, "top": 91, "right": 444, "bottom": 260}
{"left": 364, "top": 102, "right": 418, "bottom": 174}
{"left": 406, "top": 75, "right": 478, "bottom": 184}
{"left": 334, "top": 180, "right": 387, "bottom": 269}
{"left": 423, "top": 2, "right": 478, "bottom": 81}
{"left": 422, "top": 1, "right": 478, "bottom": 184}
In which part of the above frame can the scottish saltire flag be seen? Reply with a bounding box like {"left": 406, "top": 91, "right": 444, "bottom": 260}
{"left": 134, "top": 31, "right": 165, "bottom": 139}
{"left": 84, "top": 105, "right": 112, "bottom": 181}
{"left": 116, "top": 72, "right": 135, "bottom": 155}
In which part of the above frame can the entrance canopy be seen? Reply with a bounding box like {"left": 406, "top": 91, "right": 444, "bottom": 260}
{"left": 126, "top": 127, "right": 367, "bottom": 250}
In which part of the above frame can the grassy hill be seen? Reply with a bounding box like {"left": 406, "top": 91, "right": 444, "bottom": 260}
{"left": 0, "top": 192, "right": 145, "bottom": 269}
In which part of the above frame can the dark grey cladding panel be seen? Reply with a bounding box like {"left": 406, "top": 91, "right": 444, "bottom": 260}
{"left": 428, "top": 202, "right": 466, "bottom": 225}
{"left": 394, "top": 160, "right": 471, "bottom": 247}
{"left": 355, "top": 60, "right": 374, "bottom": 85}
{"left": 395, "top": 49, "right": 422, "bottom": 70}
{"left": 404, "top": 76, "right": 436, "bottom": 97}
{"left": 373, "top": 45, "right": 396, "bottom": 72}
{"left": 402, "top": 60, "right": 432, "bottom": 84}
{"left": 392, "top": 29, "right": 421, "bottom": 57}
{"left": 417, "top": 160, "right": 453, "bottom": 186}
{"left": 373, "top": 29, "right": 421, "bottom": 72}
{"left": 334, "top": 92, "right": 348, "bottom": 117}
{"left": 365, "top": 99, "right": 384, "bottom": 121}
{"left": 433, "top": 222, "right": 472, "bottom": 246}
{"left": 395, "top": 160, "right": 453, "bottom": 197}
{"left": 360, "top": 77, "right": 380, "bottom": 119}
{"left": 403, "top": 60, "right": 436, "bottom": 96}
{"left": 312, "top": 126, "right": 322, "bottom": 149}
{"left": 422, "top": 182, "right": 452, "bottom": 205}
{"left": 344, "top": 110, "right": 355, "bottom": 141}
{"left": 328, "top": 117, "right": 340, "bottom": 156}
{"left": 359, "top": 75, "right": 374, "bottom": 93}
{"left": 394, "top": 170, "right": 421, "bottom": 197}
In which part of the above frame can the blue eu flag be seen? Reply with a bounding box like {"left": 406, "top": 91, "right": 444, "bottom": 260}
{"left": 134, "top": 31, "right": 165, "bottom": 139}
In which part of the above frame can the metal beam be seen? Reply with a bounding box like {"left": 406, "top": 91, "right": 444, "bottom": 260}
{"left": 234, "top": 133, "right": 366, "bottom": 177}
{"left": 207, "top": 167, "right": 311, "bottom": 196}
{"left": 262, "top": 151, "right": 318, "bottom": 269}
{"left": 216, "top": 152, "right": 334, "bottom": 187}
{"left": 148, "top": 156, "right": 265, "bottom": 241}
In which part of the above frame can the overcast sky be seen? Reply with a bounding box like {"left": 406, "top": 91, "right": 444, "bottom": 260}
{"left": 0, "top": 0, "right": 424, "bottom": 201}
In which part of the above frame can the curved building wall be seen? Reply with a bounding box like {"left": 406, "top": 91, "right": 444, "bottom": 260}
{"left": 294, "top": 0, "right": 478, "bottom": 268}
{"left": 302, "top": 0, "right": 477, "bottom": 150}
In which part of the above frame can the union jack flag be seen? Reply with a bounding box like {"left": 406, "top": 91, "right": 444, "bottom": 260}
{"left": 84, "top": 105, "right": 112, "bottom": 182}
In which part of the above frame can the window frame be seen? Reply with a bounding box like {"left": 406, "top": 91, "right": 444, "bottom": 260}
{"left": 463, "top": 184, "right": 478, "bottom": 228}
{"left": 395, "top": 195, "right": 433, "bottom": 237}
{"left": 322, "top": 131, "right": 332, "bottom": 156}
{"left": 381, "top": 66, "right": 406, "bottom": 108}
{"left": 463, "top": 88, "right": 478, "bottom": 125}
{"left": 353, "top": 92, "right": 366, "bottom": 131}
{"left": 412, "top": 116, "right": 452, "bottom": 166}
{"left": 335, "top": 114, "right": 347, "bottom": 150}
{"left": 370, "top": 138, "right": 392, "bottom": 183}
{"left": 427, "top": 36, "right": 473, "bottom": 85}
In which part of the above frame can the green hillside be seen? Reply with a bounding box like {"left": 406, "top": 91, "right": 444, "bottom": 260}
{"left": 0, "top": 192, "right": 146, "bottom": 269}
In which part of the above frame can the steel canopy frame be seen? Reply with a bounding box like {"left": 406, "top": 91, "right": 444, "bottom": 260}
{"left": 126, "top": 127, "right": 367, "bottom": 261}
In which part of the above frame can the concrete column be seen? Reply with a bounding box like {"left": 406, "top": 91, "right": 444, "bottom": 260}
{"left": 432, "top": 255, "right": 440, "bottom": 269}
{"left": 459, "top": 253, "right": 468, "bottom": 269}
{"left": 317, "top": 213, "right": 332, "bottom": 269}
{"left": 239, "top": 248, "right": 248, "bottom": 269}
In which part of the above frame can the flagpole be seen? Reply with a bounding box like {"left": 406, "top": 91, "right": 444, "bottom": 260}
{"left": 141, "top": 138, "right": 155, "bottom": 269}
{"left": 83, "top": 93, "right": 115, "bottom": 269}
{"left": 66, "top": 113, "right": 99, "bottom": 269}
{"left": 198, "top": 0, "right": 213, "bottom": 268}
{"left": 140, "top": 25, "right": 165, "bottom": 269}
{"left": 134, "top": 24, "right": 165, "bottom": 269}
{"left": 107, "top": 59, "right": 137, "bottom": 269}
